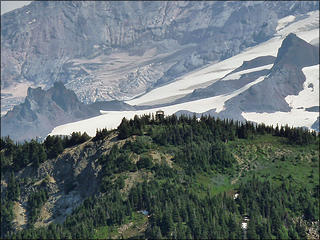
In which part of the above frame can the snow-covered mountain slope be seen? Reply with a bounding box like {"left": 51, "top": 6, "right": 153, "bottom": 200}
{"left": 286, "top": 65, "right": 319, "bottom": 110}
{"left": 50, "top": 11, "right": 320, "bottom": 137}
{"left": 126, "top": 10, "right": 319, "bottom": 107}
{"left": 2, "top": 1, "right": 319, "bottom": 116}
{"left": 221, "top": 64, "right": 273, "bottom": 81}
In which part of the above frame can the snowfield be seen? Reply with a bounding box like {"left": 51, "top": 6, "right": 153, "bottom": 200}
{"left": 242, "top": 109, "right": 319, "bottom": 129}
{"left": 276, "top": 10, "right": 319, "bottom": 43}
{"left": 125, "top": 38, "right": 280, "bottom": 106}
{"left": 50, "top": 11, "right": 320, "bottom": 136}
{"left": 222, "top": 64, "right": 273, "bottom": 81}
{"left": 276, "top": 15, "right": 296, "bottom": 32}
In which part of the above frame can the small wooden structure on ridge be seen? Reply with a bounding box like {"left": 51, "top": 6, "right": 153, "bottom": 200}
{"left": 156, "top": 110, "right": 164, "bottom": 121}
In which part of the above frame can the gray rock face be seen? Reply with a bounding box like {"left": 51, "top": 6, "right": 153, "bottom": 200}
{"left": 273, "top": 33, "right": 320, "bottom": 70}
{"left": 1, "top": 82, "right": 134, "bottom": 141}
{"left": 1, "top": 1, "right": 318, "bottom": 112}
{"left": 227, "top": 33, "right": 319, "bottom": 113}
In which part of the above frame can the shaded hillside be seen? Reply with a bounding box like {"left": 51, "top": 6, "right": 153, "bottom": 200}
{"left": 1, "top": 114, "right": 319, "bottom": 239}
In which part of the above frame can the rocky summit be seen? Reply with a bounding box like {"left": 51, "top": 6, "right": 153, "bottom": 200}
{"left": 1, "top": 82, "right": 134, "bottom": 141}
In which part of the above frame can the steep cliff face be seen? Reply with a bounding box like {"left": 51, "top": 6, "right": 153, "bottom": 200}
{"left": 0, "top": 82, "right": 134, "bottom": 141}
{"left": 1, "top": 1, "right": 318, "bottom": 112}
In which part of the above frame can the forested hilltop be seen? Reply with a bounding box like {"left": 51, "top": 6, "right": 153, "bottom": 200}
{"left": 1, "top": 114, "right": 319, "bottom": 239}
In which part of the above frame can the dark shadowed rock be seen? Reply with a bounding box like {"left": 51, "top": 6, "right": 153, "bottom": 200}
{"left": 305, "top": 106, "right": 320, "bottom": 112}
{"left": 89, "top": 100, "right": 135, "bottom": 112}
{"left": 182, "top": 69, "right": 270, "bottom": 103}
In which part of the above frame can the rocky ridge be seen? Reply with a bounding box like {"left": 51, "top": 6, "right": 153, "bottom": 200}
{"left": 1, "top": 82, "right": 134, "bottom": 141}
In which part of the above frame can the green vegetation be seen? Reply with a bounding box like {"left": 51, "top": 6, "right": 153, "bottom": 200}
{"left": 1, "top": 132, "right": 90, "bottom": 173}
{"left": 1, "top": 172, "right": 19, "bottom": 236}
{"left": 93, "top": 211, "right": 148, "bottom": 239}
{"left": 1, "top": 114, "right": 319, "bottom": 239}
{"left": 27, "top": 189, "right": 48, "bottom": 225}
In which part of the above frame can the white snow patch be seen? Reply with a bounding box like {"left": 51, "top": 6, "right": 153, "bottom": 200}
{"left": 276, "top": 15, "right": 296, "bottom": 32}
{"left": 309, "top": 37, "right": 319, "bottom": 46}
{"left": 276, "top": 11, "right": 319, "bottom": 43}
{"left": 1, "top": 1, "right": 31, "bottom": 15}
{"left": 28, "top": 18, "right": 36, "bottom": 24}
{"left": 241, "top": 222, "right": 248, "bottom": 230}
{"left": 296, "top": 28, "right": 320, "bottom": 44}
{"left": 285, "top": 65, "right": 319, "bottom": 109}
{"left": 222, "top": 64, "right": 273, "bottom": 81}
{"left": 242, "top": 109, "right": 318, "bottom": 129}
{"left": 50, "top": 76, "right": 267, "bottom": 137}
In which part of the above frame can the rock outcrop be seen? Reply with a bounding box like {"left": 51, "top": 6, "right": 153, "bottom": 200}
{"left": 1, "top": 82, "right": 134, "bottom": 141}
{"left": 227, "top": 33, "right": 319, "bottom": 113}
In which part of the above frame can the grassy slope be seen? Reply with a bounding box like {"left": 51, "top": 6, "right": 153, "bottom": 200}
{"left": 92, "top": 134, "right": 319, "bottom": 239}
{"left": 228, "top": 134, "right": 319, "bottom": 190}
{"left": 93, "top": 212, "right": 148, "bottom": 239}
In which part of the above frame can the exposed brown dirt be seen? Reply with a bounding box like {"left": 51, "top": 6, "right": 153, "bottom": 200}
{"left": 12, "top": 201, "right": 27, "bottom": 230}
